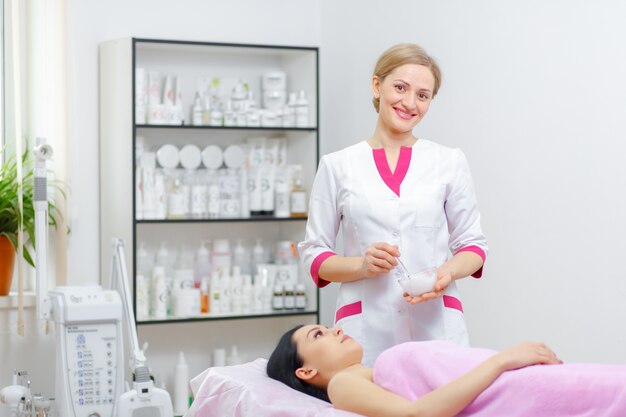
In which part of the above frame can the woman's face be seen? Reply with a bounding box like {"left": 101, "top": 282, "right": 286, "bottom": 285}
{"left": 373, "top": 63, "right": 435, "bottom": 134}
{"left": 292, "top": 325, "right": 363, "bottom": 383}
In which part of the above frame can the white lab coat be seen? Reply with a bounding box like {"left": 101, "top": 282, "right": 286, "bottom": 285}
{"left": 298, "top": 140, "right": 488, "bottom": 366}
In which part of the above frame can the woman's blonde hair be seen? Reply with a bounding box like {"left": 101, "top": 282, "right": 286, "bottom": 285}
{"left": 372, "top": 43, "right": 442, "bottom": 112}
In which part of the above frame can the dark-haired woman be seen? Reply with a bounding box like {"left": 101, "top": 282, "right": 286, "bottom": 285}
{"left": 267, "top": 324, "right": 626, "bottom": 417}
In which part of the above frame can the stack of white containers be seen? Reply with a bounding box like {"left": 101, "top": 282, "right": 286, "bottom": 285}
{"left": 262, "top": 71, "right": 288, "bottom": 127}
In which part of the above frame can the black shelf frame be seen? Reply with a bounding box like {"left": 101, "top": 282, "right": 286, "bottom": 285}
{"left": 136, "top": 124, "right": 317, "bottom": 132}
{"left": 137, "top": 310, "right": 318, "bottom": 326}
{"left": 138, "top": 216, "right": 307, "bottom": 224}
{"left": 130, "top": 37, "right": 321, "bottom": 326}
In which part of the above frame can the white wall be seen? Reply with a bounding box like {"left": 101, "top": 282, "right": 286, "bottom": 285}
{"left": 320, "top": 0, "right": 626, "bottom": 362}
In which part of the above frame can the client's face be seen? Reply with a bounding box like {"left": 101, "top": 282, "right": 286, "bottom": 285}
{"left": 292, "top": 324, "right": 363, "bottom": 383}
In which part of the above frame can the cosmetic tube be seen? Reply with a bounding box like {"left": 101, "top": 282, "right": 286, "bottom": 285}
{"left": 261, "top": 164, "right": 276, "bottom": 214}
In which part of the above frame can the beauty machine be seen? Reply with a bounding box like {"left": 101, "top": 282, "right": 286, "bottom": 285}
{"left": 31, "top": 138, "right": 173, "bottom": 417}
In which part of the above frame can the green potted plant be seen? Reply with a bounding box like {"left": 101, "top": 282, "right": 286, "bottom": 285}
{"left": 0, "top": 150, "right": 64, "bottom": 295}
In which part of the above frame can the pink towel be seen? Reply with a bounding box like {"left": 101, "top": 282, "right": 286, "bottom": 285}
{"left": 373, "top": 341, "right": 626, "bottom": 416}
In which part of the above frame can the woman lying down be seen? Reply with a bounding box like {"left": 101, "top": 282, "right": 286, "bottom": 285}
{"left": 267, "top": 324, "right": 626, "bottom": 417}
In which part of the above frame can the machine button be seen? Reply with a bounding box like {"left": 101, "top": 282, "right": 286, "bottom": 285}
{"left": 88, "top": 413, "right": 101, "bottom": 417}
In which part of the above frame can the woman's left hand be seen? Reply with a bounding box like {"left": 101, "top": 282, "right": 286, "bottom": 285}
{"left": 403, "top": 266, "right": 452, "bottom": 304}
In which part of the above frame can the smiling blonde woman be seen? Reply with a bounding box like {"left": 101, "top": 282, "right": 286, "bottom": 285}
{"left": 298, "top": 43, "right": 488, "bottom": 366}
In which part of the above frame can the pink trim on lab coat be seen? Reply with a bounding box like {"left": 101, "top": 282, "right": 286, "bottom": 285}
{"left": 455, "top": 245, "right": 486, "bottom": 278}
{"left": 310, "top": 251, "right": 336, "bottom": 288}
{"left": 335, "top": 301, "right": 363, "bottom": 322}
{"left": 372, "top": 146, "right": 412, "bottom": 197}
{"left": 443, "top": 295, "right": 463, "bottom": 313}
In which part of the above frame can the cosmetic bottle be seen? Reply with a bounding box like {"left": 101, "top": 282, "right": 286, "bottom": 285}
{"left": 275, "top": 166, "right": 290, "bottom": 218}
{"left": 174, "top": 352, "right": 189, "bottom": 415}
{"left": 242, "top": 274, "right": 253, "bottom": 314}
{"left": 173, "top": 75, "right": 184, "bottom": 125}
{"left": 212, "top": 239, "right": 232, "bottom": 277}
{"left": 140, "top": 152, "right": 157, "bottom": 220}
{"left": 231, "top": 81, "right": 247, "bottom": 113}
{"left": 200, "top": 278, "right": 209, "bottom": 314}
{"left": 253, "top": 278, "right": 264, "bottom": 312}
{"left": 284, "top": 283, "right": 295, "bottom": 310}
{"left": 283, "top": 92, "right": 297, "bottom": 127}
{"left": 220, "top": 272, "right": 232, "bottom": 314}
{"left": 155, "top": 242, "right": 174, "bottom": 316}
{"left": 231, "top": 266, "right": 243, "bottom": 314}
{"left": 151, "top": 266, "right": 168, "bottom": 319}
{"left": 290, "top": 166, "right": 307, "bottom": 218}
{"left": 148, "top": 71, "right": 161, "bottom": 106}
{"left": 272, "top": 284, "right": 284, "bottom": 311}
{"left": 295, "top": 283, "right": 307, "bottom": 310}
{"left": 223, "top": 100, "right": 236, "bottom": 126}
{"left": 210, "top": 107, "right": 223, "bottom": 127}
{"left": 202, "top": 93, "right": 212, "bottom": 126}
{"left": 252, "top": 239, "right": 265, "bottom": 276}
{"left": 194, "top": 241, "right": 212, "bottom": 289}
{"left": 136, "top": 274, "right": 150, "bottom": 320}
{"left": 136, "top": 68, "right": 148, "bottom": 124}
{"left": 295, "top": 90, "right": 309, "bottom": 127}
{"left": 190, "top": 172, "right": 208, "bottom": 219}
{"left": 168, "top": 177, "right": 186, "bottom": 219}
{"left": 154, "top": 170, "right": 167, "bottom": 219}
{"left": 137, "top": 241, "right": 152, "bottom": 278}
{"left": 162, "top": 75, "right": 175, "bottom": 124}
{"left": 210, "top": 271, "right": 221, "bottom": 314}
{"left": 206, "top": 169, "right": 220, "bottom": 219}
{"left": 191, "top": 92, "right": 203, "bottom": 126}
{"left": 233, "top": 240, "right": 249, "bottom": 276}
{"left": 218, "top": 168, "right": 241, "bottom": 219}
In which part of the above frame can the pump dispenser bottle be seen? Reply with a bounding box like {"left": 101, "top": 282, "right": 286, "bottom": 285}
{"left": 233, "top": 239, "right": 249, "bottom": 275}
{"left": 174, "top": 351, "right": 190, "bottom": 415}
{"left": 194, "top": 241, "right": 212, "bottom": 289}
{"left": 252, "top": 239, "right": 264, "bottom": 276}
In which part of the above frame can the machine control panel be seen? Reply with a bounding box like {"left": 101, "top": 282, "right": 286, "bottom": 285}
{"left": 66, "top": 323, "right": 118, "bottom": 416}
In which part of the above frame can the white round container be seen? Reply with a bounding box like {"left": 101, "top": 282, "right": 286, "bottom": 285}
{"left": 180, "top": 144, "right": 202, "bottom": 170}
{"left": 223, "top": 145, "right": 245, "bottom": 169}
{"left": 397, "top": 267, "right": 437, "bottom": 296}
{"left": 156, "top": 144, "right": 180, "bottom": 169}
{"left": 202, "top": 145, "right": 224, "bottom": 169}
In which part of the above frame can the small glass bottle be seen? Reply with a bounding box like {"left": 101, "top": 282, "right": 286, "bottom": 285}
{"left": 295, "top": 284, "right": 307, "bottom": 310}
{"left": 284, "top": 283, "right": 295, "bottom": 310}
{"left": 272, "top": 284, "right": 284, "bottom": 311}
{"left": 290, "top": 168, "right": 307, "bottom": 218}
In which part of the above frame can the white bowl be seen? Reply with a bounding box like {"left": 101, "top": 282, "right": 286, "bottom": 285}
{"left": 397, "top": 267, "right": 437, "bottom": 296}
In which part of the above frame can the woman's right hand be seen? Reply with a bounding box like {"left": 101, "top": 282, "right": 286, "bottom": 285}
{"left": 494, "top": 342, "right": 563, "bottom": 372}
{"left": 360, "top": 242, "right": 400, "bottom": 278}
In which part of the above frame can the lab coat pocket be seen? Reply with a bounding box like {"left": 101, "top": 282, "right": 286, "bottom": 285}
{"left": 442, "top": 295, "right": 469, "bottom": 346}
{"left": 413, "top": 184, "right": 446, "bottom": 228}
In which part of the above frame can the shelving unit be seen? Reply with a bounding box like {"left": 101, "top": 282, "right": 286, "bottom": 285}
{"left": 99, "top": 38, "right": 319, "bottom": 328}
